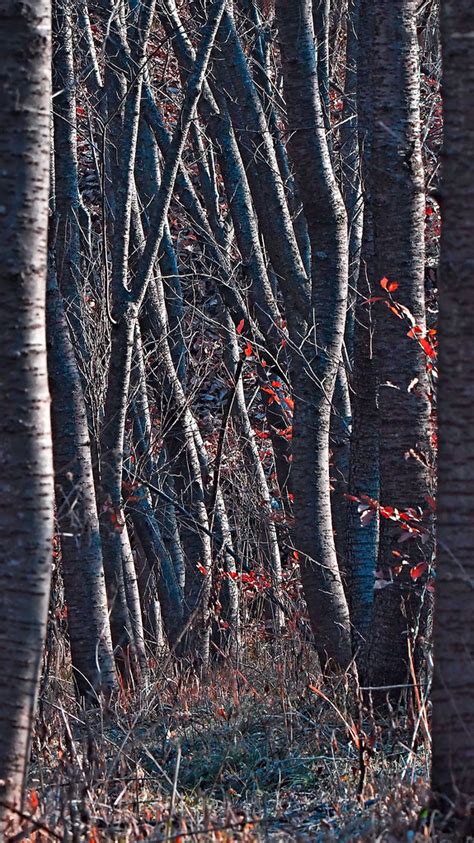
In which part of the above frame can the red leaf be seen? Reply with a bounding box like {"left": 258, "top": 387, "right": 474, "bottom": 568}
{"left": 379, "top": 505, "right": 396, "bottom": 519}
{"left": 385, "top": 301, "right": 403, "bottom": 319}
{"left": 410, "top": 561, "right": 428, "bottom": 580}
{"left": 261, "top": 385, "right": 280, "bottom": 404}
{"left": 407, "top": 325, "right": 423, "bottom": 338}
{"left": 419, "top": 337, "right": 437, "bottom": 359}
{"left": 380, "top": 277, "right": 398, "bottom": 293}
{"left": 196, "top": 562, "right": 207, "bottom": 575}
{"left": 236, "top": 318, "right": 245, "bottom": 335}
{"left": 244, "top": 342, "right": 253, "bottom": 357}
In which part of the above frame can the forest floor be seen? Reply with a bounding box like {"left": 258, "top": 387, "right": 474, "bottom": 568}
{"left": 20, "top": 626, "right": 464, "bottom": 843}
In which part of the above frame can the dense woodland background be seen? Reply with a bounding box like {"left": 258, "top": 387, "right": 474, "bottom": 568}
{"left": 0, "top": 0, "right": 473, "bottom": 839}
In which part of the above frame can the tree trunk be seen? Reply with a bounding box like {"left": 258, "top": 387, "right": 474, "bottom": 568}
{"left": 367, "top": 0, "right": 433, "bottom": 699}
{"left": 276, "top": 0, "right": 352, "bottom": 671}
{"left": 52, "top": 0, "right": 91, "bottom": 354}
{"left": 47, "top": 268, "right": 117, "bottom": 700}
{"left": 0, "top": 0, "right": 54, "bottom": 823}
{"left": 346, "top": 0, "right": 379, "bottom": 668}
{"left": 431, "top": 0, "right": 474, "bottom": 824}
{"left": 313, "top": 0, "right": 331, "bottom": 141}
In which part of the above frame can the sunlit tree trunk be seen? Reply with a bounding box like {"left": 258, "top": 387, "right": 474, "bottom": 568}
{"left": 0, "top": 0, "right": 54, "bottom": 825}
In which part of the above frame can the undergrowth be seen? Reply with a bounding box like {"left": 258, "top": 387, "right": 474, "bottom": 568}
{"left": 15, "top": 617, "right": 465, "bottom": 842}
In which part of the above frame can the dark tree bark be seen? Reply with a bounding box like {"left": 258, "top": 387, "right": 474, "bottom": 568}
{"left": 330, "top": 366, "right": 352, "bottom": 573}
{"left": 47, "top": 268, "right": 117, "bottom": 699}
{"left": 431, "top": 0, "right": 474, "bottom": 824}
{"left": 367, "top": 0, "right": 433, "bottom": 698}
{"left": 345, "top": 0, "right": 379, "bottom": 666}
{"left": 0, "top": 0, "right": 54, "bottom": 823}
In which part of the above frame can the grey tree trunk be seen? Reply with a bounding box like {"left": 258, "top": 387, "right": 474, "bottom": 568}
{"left": 52, "top": 0, "right": 91, "bottom": 353}
{"left": 367, "top": 0, "right": 433, "bottom": 699}
{"left": 431, "top": 0, "right": 474, "bottom": 826}
{"left": 345, "top": 0, "right": 379, "bottom": 668}
{"left": 0, "top": 0, "right": 54, "bottom": 824}
{"left": 47, "top": 268, "right": 117, "bottom": 700}
{"left": 276, "top": 0, "right": 353, "bottom": 671}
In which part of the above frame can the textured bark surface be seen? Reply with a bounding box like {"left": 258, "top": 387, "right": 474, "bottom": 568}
{"left": 312, "top": 0, "right": 331, "bottom": 140}
{"left": 52, "top": 0, "right": 90, "bottom": 351}
{"left": 431, "top": 0, "right": 474, "bottom": 821}
{"left": 47, "top": 271, "right": 117, "bottom": 698}
{"left": 276, "top": 0, "right": 352, "bottom": 670}
{"left": 346, "top": 0, "right": 379, "bottom": 666}
{"left": 0, "top": 0, "right": 54, "bottom": 821}
{"left": 367, "top": 0, "right": 433, "bottom": 696}
{"left": 214, "top": 6, "right": 311, "bottom": 320}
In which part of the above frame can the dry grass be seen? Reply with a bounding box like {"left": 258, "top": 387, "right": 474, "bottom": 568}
{"left": 17, "top": 622, "right": 464, "bottom": 842}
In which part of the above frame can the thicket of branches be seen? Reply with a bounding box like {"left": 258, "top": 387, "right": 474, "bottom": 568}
{"left": 0, "top": 0, "right": 473, "bottom": 838}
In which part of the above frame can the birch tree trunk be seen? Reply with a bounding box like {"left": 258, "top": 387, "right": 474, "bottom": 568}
{"left": 0, "top": 0, "right": 54, "bottom": 824}
{"left": 367, "top": 0, "right": 434, "bottom": 699}
{"left": 276, "top": 0, "right": 352, "bottom": 670}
